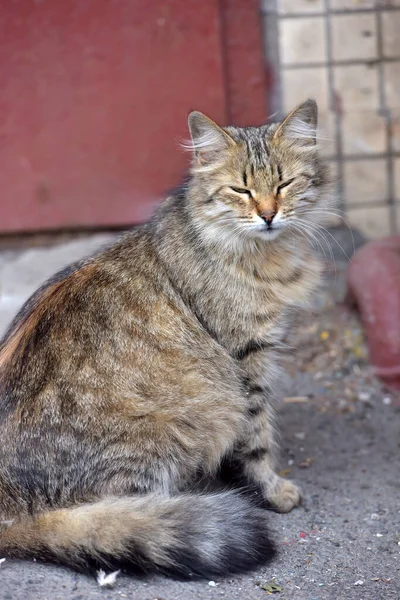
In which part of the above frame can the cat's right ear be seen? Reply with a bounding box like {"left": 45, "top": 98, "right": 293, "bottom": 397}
{"left": 273, "top": 99, "right": 318, "bottom": 146}
{"left": 186, "top": 111, "right": 236, "bottom": 168}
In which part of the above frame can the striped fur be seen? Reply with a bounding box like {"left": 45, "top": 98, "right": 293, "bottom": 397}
{"left": 0, "top": 100, "right": 330, "bottom": 577}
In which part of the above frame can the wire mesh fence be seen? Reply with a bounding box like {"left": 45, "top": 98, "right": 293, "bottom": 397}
{"left": 261, "top": 0, "right": 400, "bottom": 238}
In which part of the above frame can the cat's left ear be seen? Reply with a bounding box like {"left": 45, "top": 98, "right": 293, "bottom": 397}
{"left": 187, "top": 111, "right": 236, "bottom": 167}
{"left": 273, "top": 99, "right": 318, "bottom": 146}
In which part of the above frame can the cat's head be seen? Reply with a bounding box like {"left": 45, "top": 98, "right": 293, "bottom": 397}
{"left": 186, "top": 100, "right": 332, "bottom": 245}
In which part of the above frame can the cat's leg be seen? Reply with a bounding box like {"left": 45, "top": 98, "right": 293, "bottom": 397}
{"left": 234, "top": 352, "right": 301, "bottom": 514}
{"left": 240, "top": 387, "right": 302, "bottom": 513}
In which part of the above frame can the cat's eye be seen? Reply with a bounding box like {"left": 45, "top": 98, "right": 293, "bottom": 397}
{"left": 276, "top": 178, "right": 295, "bottom": 194}
{"left": 230, "top": 187, "right": 252, "bottom": 197}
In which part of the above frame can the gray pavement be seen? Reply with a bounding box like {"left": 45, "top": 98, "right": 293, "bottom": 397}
{"left": 0, "top": 234, "right": 399, "bottom": 600}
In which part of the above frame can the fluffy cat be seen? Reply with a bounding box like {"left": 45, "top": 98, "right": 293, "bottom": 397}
{"left": 0, "top": 99, "right": 330, "bottom": 577}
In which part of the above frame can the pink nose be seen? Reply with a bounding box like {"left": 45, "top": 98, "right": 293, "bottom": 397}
{"left": 260, "top": 211, "right": 276, "bottom": 226}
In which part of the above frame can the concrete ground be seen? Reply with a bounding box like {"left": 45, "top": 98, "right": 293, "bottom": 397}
{"left": 0, "top": 233, "right": 399, "bottom": 600}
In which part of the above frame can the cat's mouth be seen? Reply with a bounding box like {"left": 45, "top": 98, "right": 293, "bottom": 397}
{"left": 263, "top": 215, "right": 285, "bottom": 235}
{"left": 256, "top": 223, "right": 283, "bottom": 241}
{"left": 251, "top": 212, "right": 286, "bottom": 240}
{"left": 265, "top": 228, "right": 280, "bottom": 237}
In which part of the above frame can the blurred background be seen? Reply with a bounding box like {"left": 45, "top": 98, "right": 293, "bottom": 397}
{"left": 264, "top": 0, "right": 400, "bottom": 240}
{"left": 1, "top": 0, "right": 398, "bottom": 239}
{"left": 0, "top": 0, "right": 266, "bottom": 233}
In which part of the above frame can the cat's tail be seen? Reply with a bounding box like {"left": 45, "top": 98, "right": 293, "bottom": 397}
{"left": 0, "top": 491, "right": 275, "bottom": 578}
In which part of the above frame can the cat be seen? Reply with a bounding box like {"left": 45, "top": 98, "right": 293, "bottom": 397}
{"left": 0, "top": 99, "right": 330, "bottom": 578}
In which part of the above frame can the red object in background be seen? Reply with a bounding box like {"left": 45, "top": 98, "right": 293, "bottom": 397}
{"left": 0, "top": 0, "right": 267, "bottom": 233}
{"left": 347, "top": 237, "right": 400, "bottom": 389}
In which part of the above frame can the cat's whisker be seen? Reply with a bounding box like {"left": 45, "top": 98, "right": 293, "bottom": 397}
{"left": 291, "top": 223, "right": 328, "bottom": 261}
{"left": 304, "top": 208, "right": 356, "bottom": 255}
{"left": 307, "top": 219, "right": 353, "bottom": 263}
{"left": 290, "top": 219, "right": 334, "bottom": 267}
{"left": 286, "top": 220, "right": 323, "bottom": 255}
{"left": 294, "top": 217, "right": 347, "bottom": 278}
{"left": 294, "top": 218, "right": 335, "bottom": 262}
{"left": 287, "top": 223, "right": 317, "bottom": 252}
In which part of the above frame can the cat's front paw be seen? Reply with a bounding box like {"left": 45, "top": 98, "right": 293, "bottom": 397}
{"left": 266, "top": 478, "right": 302, "bottom": 513}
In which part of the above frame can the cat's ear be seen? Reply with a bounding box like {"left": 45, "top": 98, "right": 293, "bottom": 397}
{"left": 273, "top": 99, "right": 318, "bottom": 146}
{"left": 186, "top": 111, "right": 236, "bottom": 167}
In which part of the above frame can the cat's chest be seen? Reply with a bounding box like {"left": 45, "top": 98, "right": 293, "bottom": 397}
{"left": 195, "top": 253, "right": 320, "bottom": 353}
{"left": 198, "top": 271, "right": 293, "bottom": 349}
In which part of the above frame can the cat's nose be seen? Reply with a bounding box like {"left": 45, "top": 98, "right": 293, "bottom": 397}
{"left": 260, "top": 211, "right": 276, "bottom": 228}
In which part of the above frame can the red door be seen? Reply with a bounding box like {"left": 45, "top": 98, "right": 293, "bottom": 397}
{"left": 0, "top": 0, "right": 266, "bottom": 232}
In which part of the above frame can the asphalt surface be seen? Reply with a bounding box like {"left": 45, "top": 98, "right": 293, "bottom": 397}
{"left": 0, "top": 233, "right": 399, "bottom": 600}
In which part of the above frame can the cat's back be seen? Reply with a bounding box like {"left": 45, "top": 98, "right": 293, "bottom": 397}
{"left": 0, "top": 226, "right": 207, "bottom": 415}
{"left": 0, "top": 227, "right": 155, "bottom": 369}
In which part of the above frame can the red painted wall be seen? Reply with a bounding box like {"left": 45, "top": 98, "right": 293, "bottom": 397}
{"left": 0, "top": 0, "right": 267, "bottom": 232}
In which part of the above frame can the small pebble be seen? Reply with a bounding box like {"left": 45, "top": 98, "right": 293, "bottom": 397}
{"left": 208, "top": 581, "right": 217, "bottom": 587}
{"left": 383, "top": 396, "right": 392, "bottom": 405}
{"left": 376, "top": 533, "right": 383, "bottom": 537}
{"left": 354, "top": 580, "right": 364, "bottom": 586}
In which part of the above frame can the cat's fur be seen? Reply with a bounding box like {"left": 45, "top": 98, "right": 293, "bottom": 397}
{"left": 0, "top": 100, "right": 330, "bottom": 577}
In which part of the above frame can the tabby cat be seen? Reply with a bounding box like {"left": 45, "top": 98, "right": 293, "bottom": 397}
{"left": 0, "top": 99, "right": 330, "bottom": 578}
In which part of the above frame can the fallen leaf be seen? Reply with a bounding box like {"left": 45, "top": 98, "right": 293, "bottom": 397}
{"left": 298, "top": 457, "right": 314, "bottom": 469}
{"left": 260, "top": 582, "right": 282, "bottom": 593}
{"left": 283, "top": 396, "right": 309, "bottom": 404}
{"left": 278, "top": 468, "right": 291, "bottom": 477}
{"left": 255, "top": 580, "right": 283, "bottom": 594}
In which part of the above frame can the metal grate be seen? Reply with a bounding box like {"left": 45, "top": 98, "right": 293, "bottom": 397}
{"left": 261, "top": 0, "right": 400, "bottom": 238}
